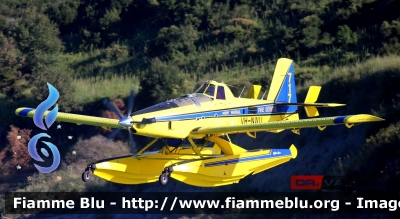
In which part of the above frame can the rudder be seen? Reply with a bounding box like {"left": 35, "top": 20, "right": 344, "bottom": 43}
{"left": 266, "top": 58, "right": 298, "bottom": 113}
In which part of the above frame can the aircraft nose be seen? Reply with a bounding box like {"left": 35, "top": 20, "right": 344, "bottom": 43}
{"left": 118, "top": 116, "right": 133, "bottom": 128}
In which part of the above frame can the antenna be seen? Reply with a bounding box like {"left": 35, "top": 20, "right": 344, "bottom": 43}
{"left": 238, "top": 86, "right": 245, "bottom": 98}
{"left": 261, "top": 89, "right": 267, "bottom": 100}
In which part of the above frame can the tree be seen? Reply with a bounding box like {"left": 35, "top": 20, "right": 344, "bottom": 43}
{"left": 10, "top": 8, "right": 64, "bottom": 72}
{"left": 137, "top": 58, "right": 184, "bottom": 107}
{"left": 0, "top": 34, "right": 26, "bottom": 100}
{"left": 0, "top": 125, "right": 32, "bottom": 174}
{"left": 380, "top": 20, "right": 400, "bottom": 54}
{"left": 337, "top": 25, "right": 358, "bottom": 45}
{"left": 0, "top": 15, "right": 7, "bottom": 32}
{"left": 299, "top": 15, "right": 323, "bottom": 49}
{"left": 46, "top": 0, "right": 80, "bottom": 28}
{"left": 99, "top": 8, "right": 121, "bottom": 41}
{"left": 224, "top": 18, "right": 260, "bottom": 41}
{"left": 30, "top": 64, "right": 79, "bottom": 113}
{"left": 156, "top": 25, "right": 198, "bottom": 57}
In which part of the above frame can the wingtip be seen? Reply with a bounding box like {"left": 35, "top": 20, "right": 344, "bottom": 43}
{"left": 328, "top": 103, "right": 346, "bottom": 107}
{"left": 15, "top": 108, "right": 23, "bottom": 115}
{"left": 345, "top": 114, "right": 385, "bottom": 123}
{"left": 364, "top": 114, "right": 385, "bottom": 122}
{"left": 15, "top": 107, "right": 35, "bottom": 117}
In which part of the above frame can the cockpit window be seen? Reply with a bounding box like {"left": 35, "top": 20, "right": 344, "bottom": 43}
{"left": 216, "top": 86, "right": 226, "bottom": 100}
{"left": 194, "top": 83, "right": 207, "bottom": 93}
{"left": 205, "top": 84, "right": 215, "bottom": 97}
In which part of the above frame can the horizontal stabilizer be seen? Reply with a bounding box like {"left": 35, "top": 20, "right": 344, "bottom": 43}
{"left": 275, "top": 103, "right": 346, "bottom": 107}
{"left": 275, "top": 85, "right": 345, "bottom": 117}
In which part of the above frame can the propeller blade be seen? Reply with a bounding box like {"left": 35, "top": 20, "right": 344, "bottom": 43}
{"left": 127, "top": 87, "right": 135, "bottom": 116}
{"left": 128, "top": 131, "right": 136, "bottom": 154}
{"left": 106, "top": 127, "right": 122, "bottom": 140}
{"left": 103, "top": 98, "right": 123, "bottom": 119}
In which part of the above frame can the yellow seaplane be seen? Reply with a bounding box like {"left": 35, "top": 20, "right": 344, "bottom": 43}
{"left": 15, "top": 58, "right": 383, "bottom": 187}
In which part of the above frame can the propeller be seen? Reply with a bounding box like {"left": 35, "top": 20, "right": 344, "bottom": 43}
{"left": 103, "top": 87, "right": 137, "bottom": 154}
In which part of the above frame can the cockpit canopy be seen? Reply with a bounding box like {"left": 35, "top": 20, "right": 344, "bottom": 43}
{"left": 194, "top": 80, "right": 233, "bottom": 100}
{"left": 132, "top": 80, "right": 234, "bottom": 116}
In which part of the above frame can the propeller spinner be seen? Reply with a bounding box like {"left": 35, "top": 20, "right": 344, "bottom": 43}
{"left": 103, "top": 87, "right": 136, "bottom": 154}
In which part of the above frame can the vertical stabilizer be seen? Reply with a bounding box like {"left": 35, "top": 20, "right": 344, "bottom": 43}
{"left": 266, "top": 58, "right": 297, "bottom": 113}
{"left": 304, "top": 86, "right": 321, "bottom": 117}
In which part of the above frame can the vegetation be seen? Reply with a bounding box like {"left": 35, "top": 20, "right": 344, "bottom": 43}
{"left": 1, "top": 0, "right": 400, "bottom": 217}
{"left": 304, "top": 55, "right": 400, "bottom": 188}
{"left": 0, "top": 0, "right": 399, "bottom": 109}
{"left": 0, "top": 125, "right": 32, "bottom": 175}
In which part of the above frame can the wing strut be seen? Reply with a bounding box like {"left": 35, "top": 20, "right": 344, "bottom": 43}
{"left": 207, "top": 136, "right": 247, "bottom": 155}
{"left": 187, "top": 137, "right": 204, "bottom": 158}
{"left": 136, "top": 138, "right": 159, "bottom": 156}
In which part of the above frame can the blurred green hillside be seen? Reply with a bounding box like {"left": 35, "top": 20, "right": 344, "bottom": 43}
{"left": 1, "top": 0, "right": 400, "bottom": 218}
{"left": 1, "top": 0, "right": 400, "bottom": 113}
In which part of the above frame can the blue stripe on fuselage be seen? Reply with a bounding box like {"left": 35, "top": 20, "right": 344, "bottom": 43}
{"left": 204, "top": 149, "right": 292, "bottom": 167}
{"left": 156, "top": 104, "right": 297, "bottom": 122}
{"left": 156, "top": 108, "right": 248, "bottom": 121}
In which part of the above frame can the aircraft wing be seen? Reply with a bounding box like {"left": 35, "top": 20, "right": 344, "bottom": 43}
{"left": 190, "top": 114, "right": 384, "bottom": 135}
{"left": 15, "top": 107, "right": 121, "bottom": 128}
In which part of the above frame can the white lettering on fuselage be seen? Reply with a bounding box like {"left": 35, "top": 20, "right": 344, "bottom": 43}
{"left": 273, "top": 151, "right": 281, "bottom": 156}
{"left": 230, "top": 110, "right": 241, "bottom": 114}
{"left": 257, "top": 106, "right": 277, "bottom": 113}
{"left": 222, "top": 110, "right": 241, "bottom": 115}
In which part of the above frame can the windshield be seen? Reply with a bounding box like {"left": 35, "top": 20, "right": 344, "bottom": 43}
{"left": 194, "top": 83, "right": 207, "bottom": 93}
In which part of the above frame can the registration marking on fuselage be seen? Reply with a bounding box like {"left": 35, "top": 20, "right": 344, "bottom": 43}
{"left": 241, "top": 116, "right": 263, "bottom": 124}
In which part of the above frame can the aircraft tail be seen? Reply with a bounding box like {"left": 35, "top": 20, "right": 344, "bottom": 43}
{"left": 266, "top": 58, "right": 298, "bottom": 113}
{"left": 266, "top": 59, "right": 345, "bottom": 117}
{"left": 302, "top": 86, "right": 346, "bottom": 117}
{"left": 304, "top": 86, "right": 321, "bottom": 117}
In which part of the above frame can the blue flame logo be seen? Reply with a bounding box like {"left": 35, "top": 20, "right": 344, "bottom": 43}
{"left": 28, "top": 83, "right": 61, "bottom": 173}
{"left": 33, "top": 83, "right": 59, "bottom": 130}
{"left": 28, "top": 133, "right": 60, "bottom": 173}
